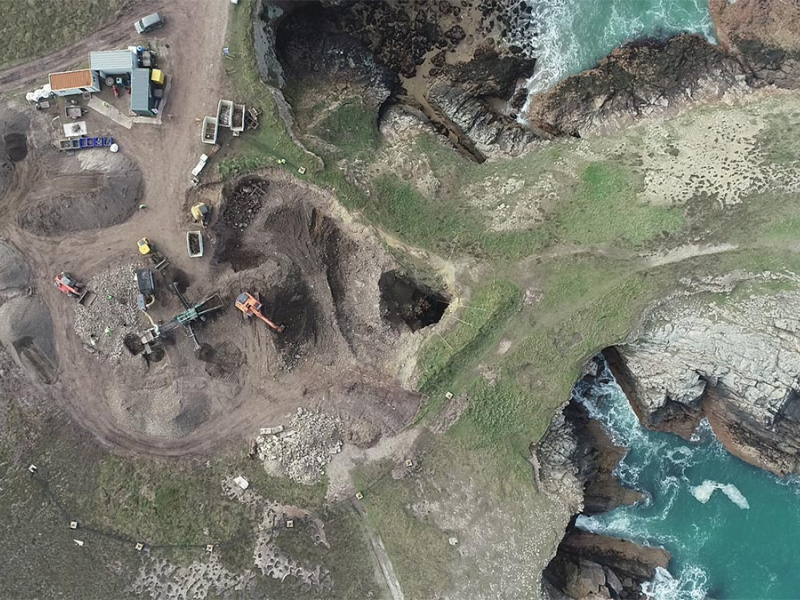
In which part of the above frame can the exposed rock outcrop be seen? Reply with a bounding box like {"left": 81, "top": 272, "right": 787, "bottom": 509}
{"left": 538, "top": 386, "right": 654, "bottom": 600}
{"left": 425, "top": 45, "right": 548, "bottom": 157}
{"left": 275, "top": 4, "right": 399, "bottom": 110}
{"left": 527, "top": 34, "right": 748, "bottom": 137}
{"left": 544, "top": 529, "right": 671, "bottom": 600}
{"left": 606, "top": 277, "right": 800, "bottom": 476}
{"left": 527, "top": 0, "right": 800, "bottom": 137}
{"left": 710, "top": 0, "right": 800, "bottom": 89}
{"left": 274, "top": 1, "right": 544, "bottom": 158}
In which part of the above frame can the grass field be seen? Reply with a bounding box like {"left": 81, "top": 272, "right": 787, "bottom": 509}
{"left": 0, "top": 0, "right": 131, "bottom": 70}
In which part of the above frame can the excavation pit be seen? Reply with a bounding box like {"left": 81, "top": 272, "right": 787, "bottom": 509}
{"left": 379, "top": 271, "right": 449, "bottom": 331}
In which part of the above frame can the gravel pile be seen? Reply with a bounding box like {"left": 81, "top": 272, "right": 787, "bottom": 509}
{"left": 256, "top": 408, "right": 343, "bottom": 485}
{"left": 73, "top": 263, "right": 141, "bottom": 361}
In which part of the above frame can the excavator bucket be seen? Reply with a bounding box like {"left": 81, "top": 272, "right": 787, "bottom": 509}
{"left": 78, "top": 289, "right": 96, "bottom": 306}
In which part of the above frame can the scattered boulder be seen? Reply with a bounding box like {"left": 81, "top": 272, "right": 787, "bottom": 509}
{"left": 544, "top": 528, "right": 671, "bottom": 600}
{"left": 256, "top": 408, "right": 343, "bottom": 484}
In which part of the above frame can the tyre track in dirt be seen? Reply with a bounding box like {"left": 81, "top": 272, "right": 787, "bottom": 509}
{"left": 0, "top": 1, "right": 161, "bottom": 94}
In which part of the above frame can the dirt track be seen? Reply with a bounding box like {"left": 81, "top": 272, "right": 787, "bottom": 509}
{"left": 0, "top": 0, "right": 160, "bottom": 94}
{"left": 0, "top": 1, "right": 428, "bottom": 456}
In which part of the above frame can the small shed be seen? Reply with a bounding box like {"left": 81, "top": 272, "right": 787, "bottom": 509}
{"left": 130, "top": 68, "right": 153, "bottom": 116}
{"left": 89, "top": 50, "right": 135, "bottom": 77}
{"left": 49, "top": 70, "right": 100, "bottom": 97}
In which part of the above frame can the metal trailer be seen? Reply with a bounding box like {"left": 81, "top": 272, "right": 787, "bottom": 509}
{"left": 201, "top": 116, "right": 218, "bottom": 144}
{"left": 231, "top": 103, "right": 245, "bottom": 136}
{"left": 217, "top": 99, "right": 233, "bottom": 128}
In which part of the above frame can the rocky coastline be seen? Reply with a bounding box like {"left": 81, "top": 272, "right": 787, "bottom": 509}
{"left": 604, "top": 283, "right": 800, "bottom": 478}
{"left": 264, "top": 0, "right": 800, "bottom": 158}
{"left": 537, "top": 360, "right": 671, "bottom": 600}
{"left": 257, "top": 1, "right": 800, "bottom": 597}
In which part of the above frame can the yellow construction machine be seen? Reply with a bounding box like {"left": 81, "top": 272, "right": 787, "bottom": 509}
{"left": 191, "top": 203, "right": 210, "bottom": 228}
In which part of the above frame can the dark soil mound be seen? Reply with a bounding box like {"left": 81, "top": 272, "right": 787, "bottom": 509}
{"left": 0, "top": 239, "right": 30, "bottom": 290}
{"left": 4, "top": 133, "right": 27, "bottom": 162}
{"left": 17, "top": 154, "right": 143, "bottom": 236}
{"left": 259, "top": 267, "right": 318, "bottom": 368}
{"left": 222, "top": 176, "right": 268, "bottom": 230}
{"left": 379, "top": 271, "right": 448, "bottom": 331}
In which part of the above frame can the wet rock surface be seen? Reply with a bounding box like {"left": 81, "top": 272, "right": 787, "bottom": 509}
{"left": 527, "top": 34, "right": 748, "bottom": 136}
{"left": 543, "top": 528, "right": 671, "bottom": 600}
{"left": 606, "top": 276, "right": 800, "bottom": 477}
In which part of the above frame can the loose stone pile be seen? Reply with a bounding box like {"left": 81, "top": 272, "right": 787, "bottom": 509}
{"left": 256, "top": 408, "right": 343, "bottom": 485}
{"left": 73, "top": 263, "right": 141, "bottom": 361}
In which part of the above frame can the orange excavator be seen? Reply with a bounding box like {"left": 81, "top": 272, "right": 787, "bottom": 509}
{"left": 235, "top": 292, "right": 283, "bottom": 332}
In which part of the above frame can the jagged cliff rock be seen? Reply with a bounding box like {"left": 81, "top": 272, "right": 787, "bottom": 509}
{"left": 273, "top": 1, "right": 543, "bottom": 158}
{"left": 424, "top": 45, "right": 550, "bottom": 157}
{"left": 527, "top": 0, "right": 800, "bottom": 137}
{"left": 275, "top": 4, "right": 399, "bottom": 110}
{"left": 538, "top": 390, "right": 653, "bottom": 600}
{"left": 543, "top": 529, "right": 671, "bottom": 600}
{"left": 526, "top": 34, "right": 748, "bottom": 137}
{"left": 606, "top": 278, "right": 800, "bottom": 476}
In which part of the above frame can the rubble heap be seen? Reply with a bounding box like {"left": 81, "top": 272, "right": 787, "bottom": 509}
{"left": 256, "top": 408, "right": 343, "bottom": 485}
{"left": 73, "top": 263, "right": 141, "bottom": 361}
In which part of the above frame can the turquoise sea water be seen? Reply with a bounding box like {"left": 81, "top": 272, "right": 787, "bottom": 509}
{"left": 574, "top": 363, "right": 800, "bottom": 600}
{"left": 523, "top": 0, "right": 717, "bottom": 92}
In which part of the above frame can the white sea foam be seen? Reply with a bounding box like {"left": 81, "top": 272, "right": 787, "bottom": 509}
{"left": 690, "top": 480, "right": 750, "bottom": 509}
{"left": 642, "top": 566, "right": 709, "bottom": 600}
{"left": 521, "top": 0, "right": 575, "bottom": 94}
{"left": 516, "top": 0, "right": 718, "bottom": 109}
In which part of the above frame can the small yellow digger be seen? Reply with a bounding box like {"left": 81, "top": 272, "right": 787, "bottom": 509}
{"left": 191, "top": 203, "right": 210, "bottom": 228}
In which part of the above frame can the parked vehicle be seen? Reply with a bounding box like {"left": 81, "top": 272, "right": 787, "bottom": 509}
{"left": 135, "top": 12, "right": 165, "bottom": 34}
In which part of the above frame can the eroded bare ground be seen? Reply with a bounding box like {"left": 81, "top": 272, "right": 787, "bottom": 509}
{"left": 0, "top": 123, "right": 429, "bottom": 454}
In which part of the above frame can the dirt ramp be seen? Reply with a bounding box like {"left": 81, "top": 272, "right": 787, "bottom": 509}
{"left": 0, "top": 297, "right": 57, "bottom": 384}
{"left": 0, "top": 239, "right": 30, "bottom": 291}
{"left": 18, "top": 152, "right": 142, "bottom": 236}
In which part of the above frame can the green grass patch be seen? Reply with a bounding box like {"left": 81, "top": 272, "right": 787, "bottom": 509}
{"left": 371, "top": 174, "right": 548, "bottom": 258}
{"left": 0, "top": 0, "right": 129, "bottom": 70}
{"left": 416, "top": 280, "right": 521, "bottom": 418}
{"left": 757, "top": 110, "right": 800, "bottom": 166}
{"left": 217, "top": 0, "right": 316, "bottom": 178}
{"left": 312, "top": 98, "right": 380, "bottom": 160}
{"left": 552, "top": 163, "right": 684, "bottom": 246}
{"left": 273, "top": 506, "right": 380, "bottom": 599}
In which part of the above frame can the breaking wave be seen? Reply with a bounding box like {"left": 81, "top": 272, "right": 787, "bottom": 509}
{"left": 569, "top": 355, "right": 800, "bottom": 598}
{"left": 512, "top": 0, "right": 717, "bottom": 95}
{"left": 690, "top": 480, "right": 750, "bottom": 509}
{"left": 641, "top": 566, "right": 709, "bottom": 600}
